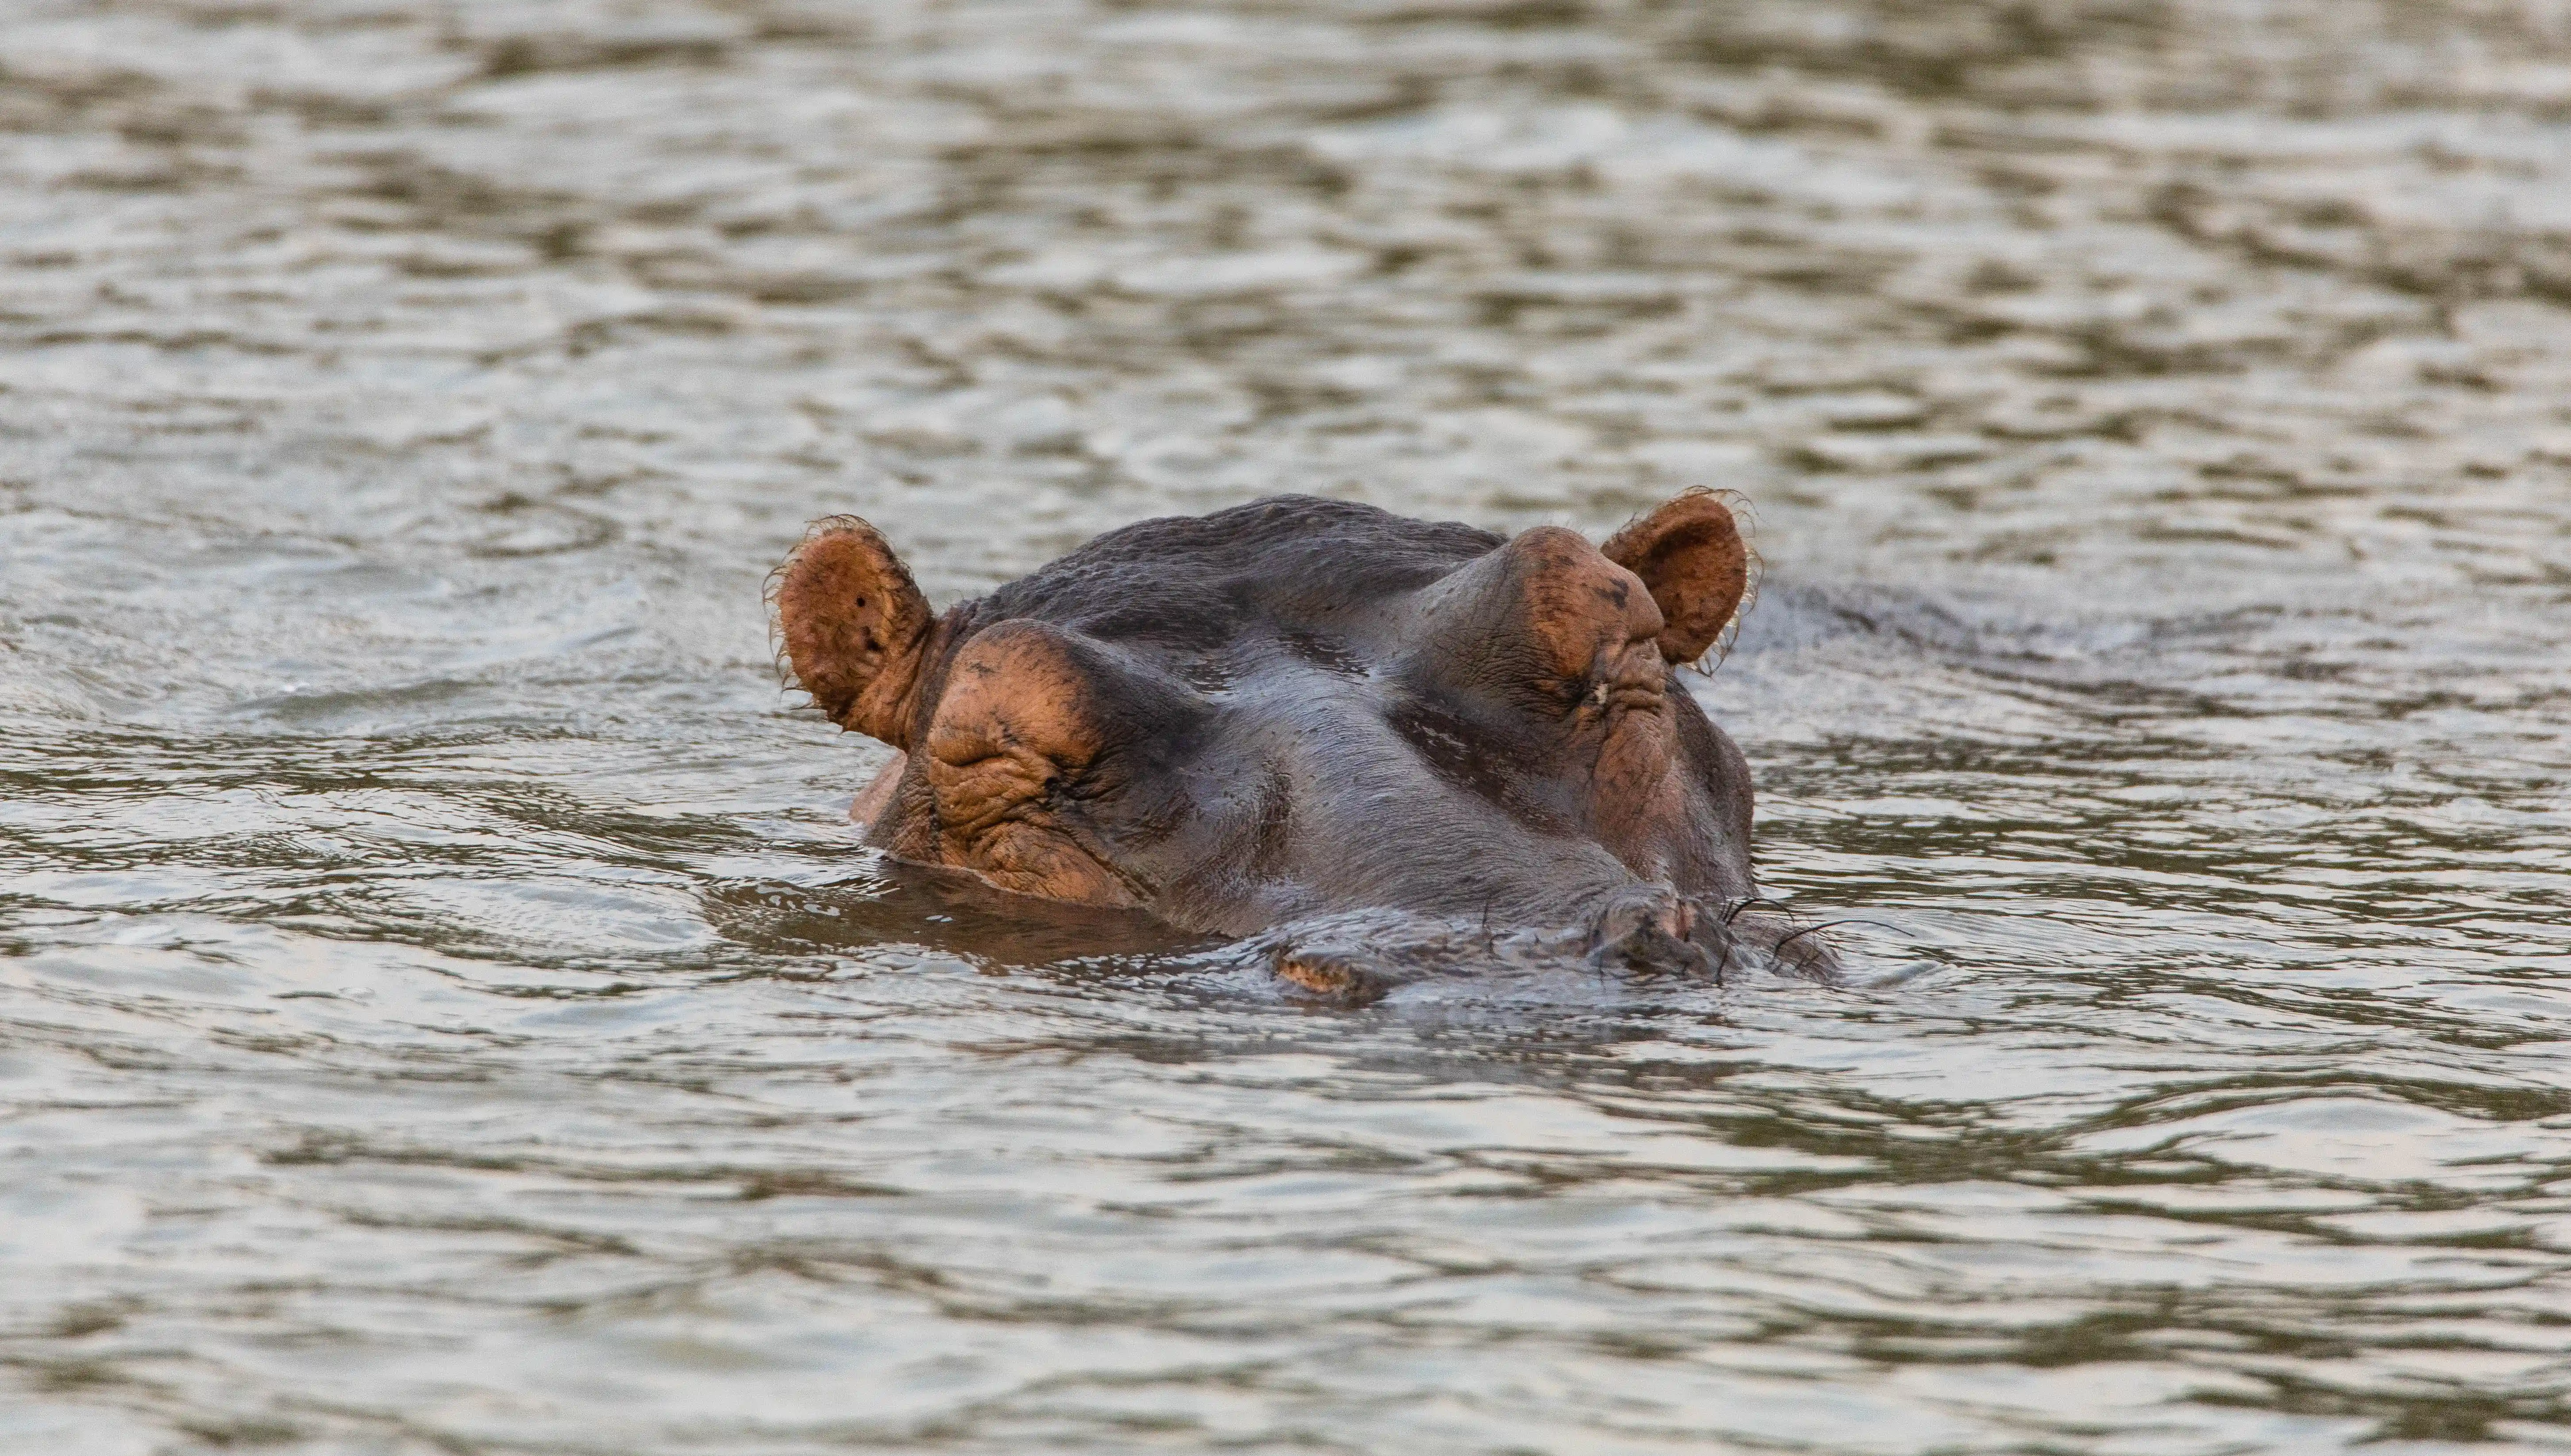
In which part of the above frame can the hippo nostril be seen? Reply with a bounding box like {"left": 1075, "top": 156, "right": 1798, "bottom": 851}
{"left": 1588, "top": 921, "right": 1712, "bottom": 978}
{"left": 1587, "top": 887, "right": 1712, "bottom": 978}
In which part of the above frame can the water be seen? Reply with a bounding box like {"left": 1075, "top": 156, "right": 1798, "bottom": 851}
{"left": 4, "top": 1, "right": 2570, "bottom": 1450}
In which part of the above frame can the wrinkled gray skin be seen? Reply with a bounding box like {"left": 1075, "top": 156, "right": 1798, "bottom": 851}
{"left": 775, "top": 494, "right": 1836, "bottom": 1001}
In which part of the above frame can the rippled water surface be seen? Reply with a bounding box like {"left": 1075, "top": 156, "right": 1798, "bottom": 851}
{"left": 6, "top": 1, "right": 2571, "bottom": 1451}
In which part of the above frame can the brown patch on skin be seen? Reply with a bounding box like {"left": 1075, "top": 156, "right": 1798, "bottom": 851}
{"left": 1274, "top": 949, "right": 1390, "bottom": 1005}
{"left": 921, "top": 621, "right": 1143, "bottom": 908}
{"left": 772, "top": 516, "right": 935, "bottom": 747}
{"left": 1600, "top": 490, "right": 1751, "bottom": 666}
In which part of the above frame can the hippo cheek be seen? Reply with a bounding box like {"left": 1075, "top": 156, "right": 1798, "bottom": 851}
{"left": 1560, "top": 617, "right": 1692, "bottom": 880}
{"left": 921, "top": 619, "right": 1204, "bottom": 909}
{"left": 1591, "top": 705, "right": 1692, "bottom": 880}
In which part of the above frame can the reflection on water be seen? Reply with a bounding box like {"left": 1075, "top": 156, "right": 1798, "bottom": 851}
{"left": 4, "top": 0, "right": 2569, "bottom": 1450}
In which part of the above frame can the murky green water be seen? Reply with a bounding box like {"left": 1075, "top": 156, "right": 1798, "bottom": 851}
{"left": 5, "top": 2, "right": 2570, "bottom": 1451}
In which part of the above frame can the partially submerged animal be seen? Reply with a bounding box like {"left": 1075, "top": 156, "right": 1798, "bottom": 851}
{"left": 772, "top": 492, "right": 1836, "bottom": 999}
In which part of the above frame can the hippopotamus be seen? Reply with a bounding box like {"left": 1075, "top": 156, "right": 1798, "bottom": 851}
{"left": 771, "top": 491, "right": 1837, "bottom": 999}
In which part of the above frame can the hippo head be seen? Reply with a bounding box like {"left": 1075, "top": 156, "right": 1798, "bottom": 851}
{"left": 773, "top": 493, "right": 1822, "bottom": 992}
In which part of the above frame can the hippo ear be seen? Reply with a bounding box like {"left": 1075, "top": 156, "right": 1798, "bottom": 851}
{"left": 1600, "top": 491, "right": 1752, "bottom": 666}
{"left": 771, "top": 515, "right": 936, "bottom": 747}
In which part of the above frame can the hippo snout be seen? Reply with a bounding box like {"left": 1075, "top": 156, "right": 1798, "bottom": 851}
{"left": 1254, "top": 882, "right": 1818, "bottom": 1006}
{"left": 1584, "top": 884, "right": 1714, "bottom": 978}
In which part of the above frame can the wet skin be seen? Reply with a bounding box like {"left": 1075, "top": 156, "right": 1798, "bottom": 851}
{"left": 773, "top": 492, "right": 1834, "bottom": 998}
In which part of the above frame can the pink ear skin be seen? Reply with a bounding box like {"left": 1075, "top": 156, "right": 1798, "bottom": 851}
{"left": 1600, "top": 491, "right": 1753, "bottom": 667}
{"left": 771, "top": 516, "right": 937, "bottom": 748}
